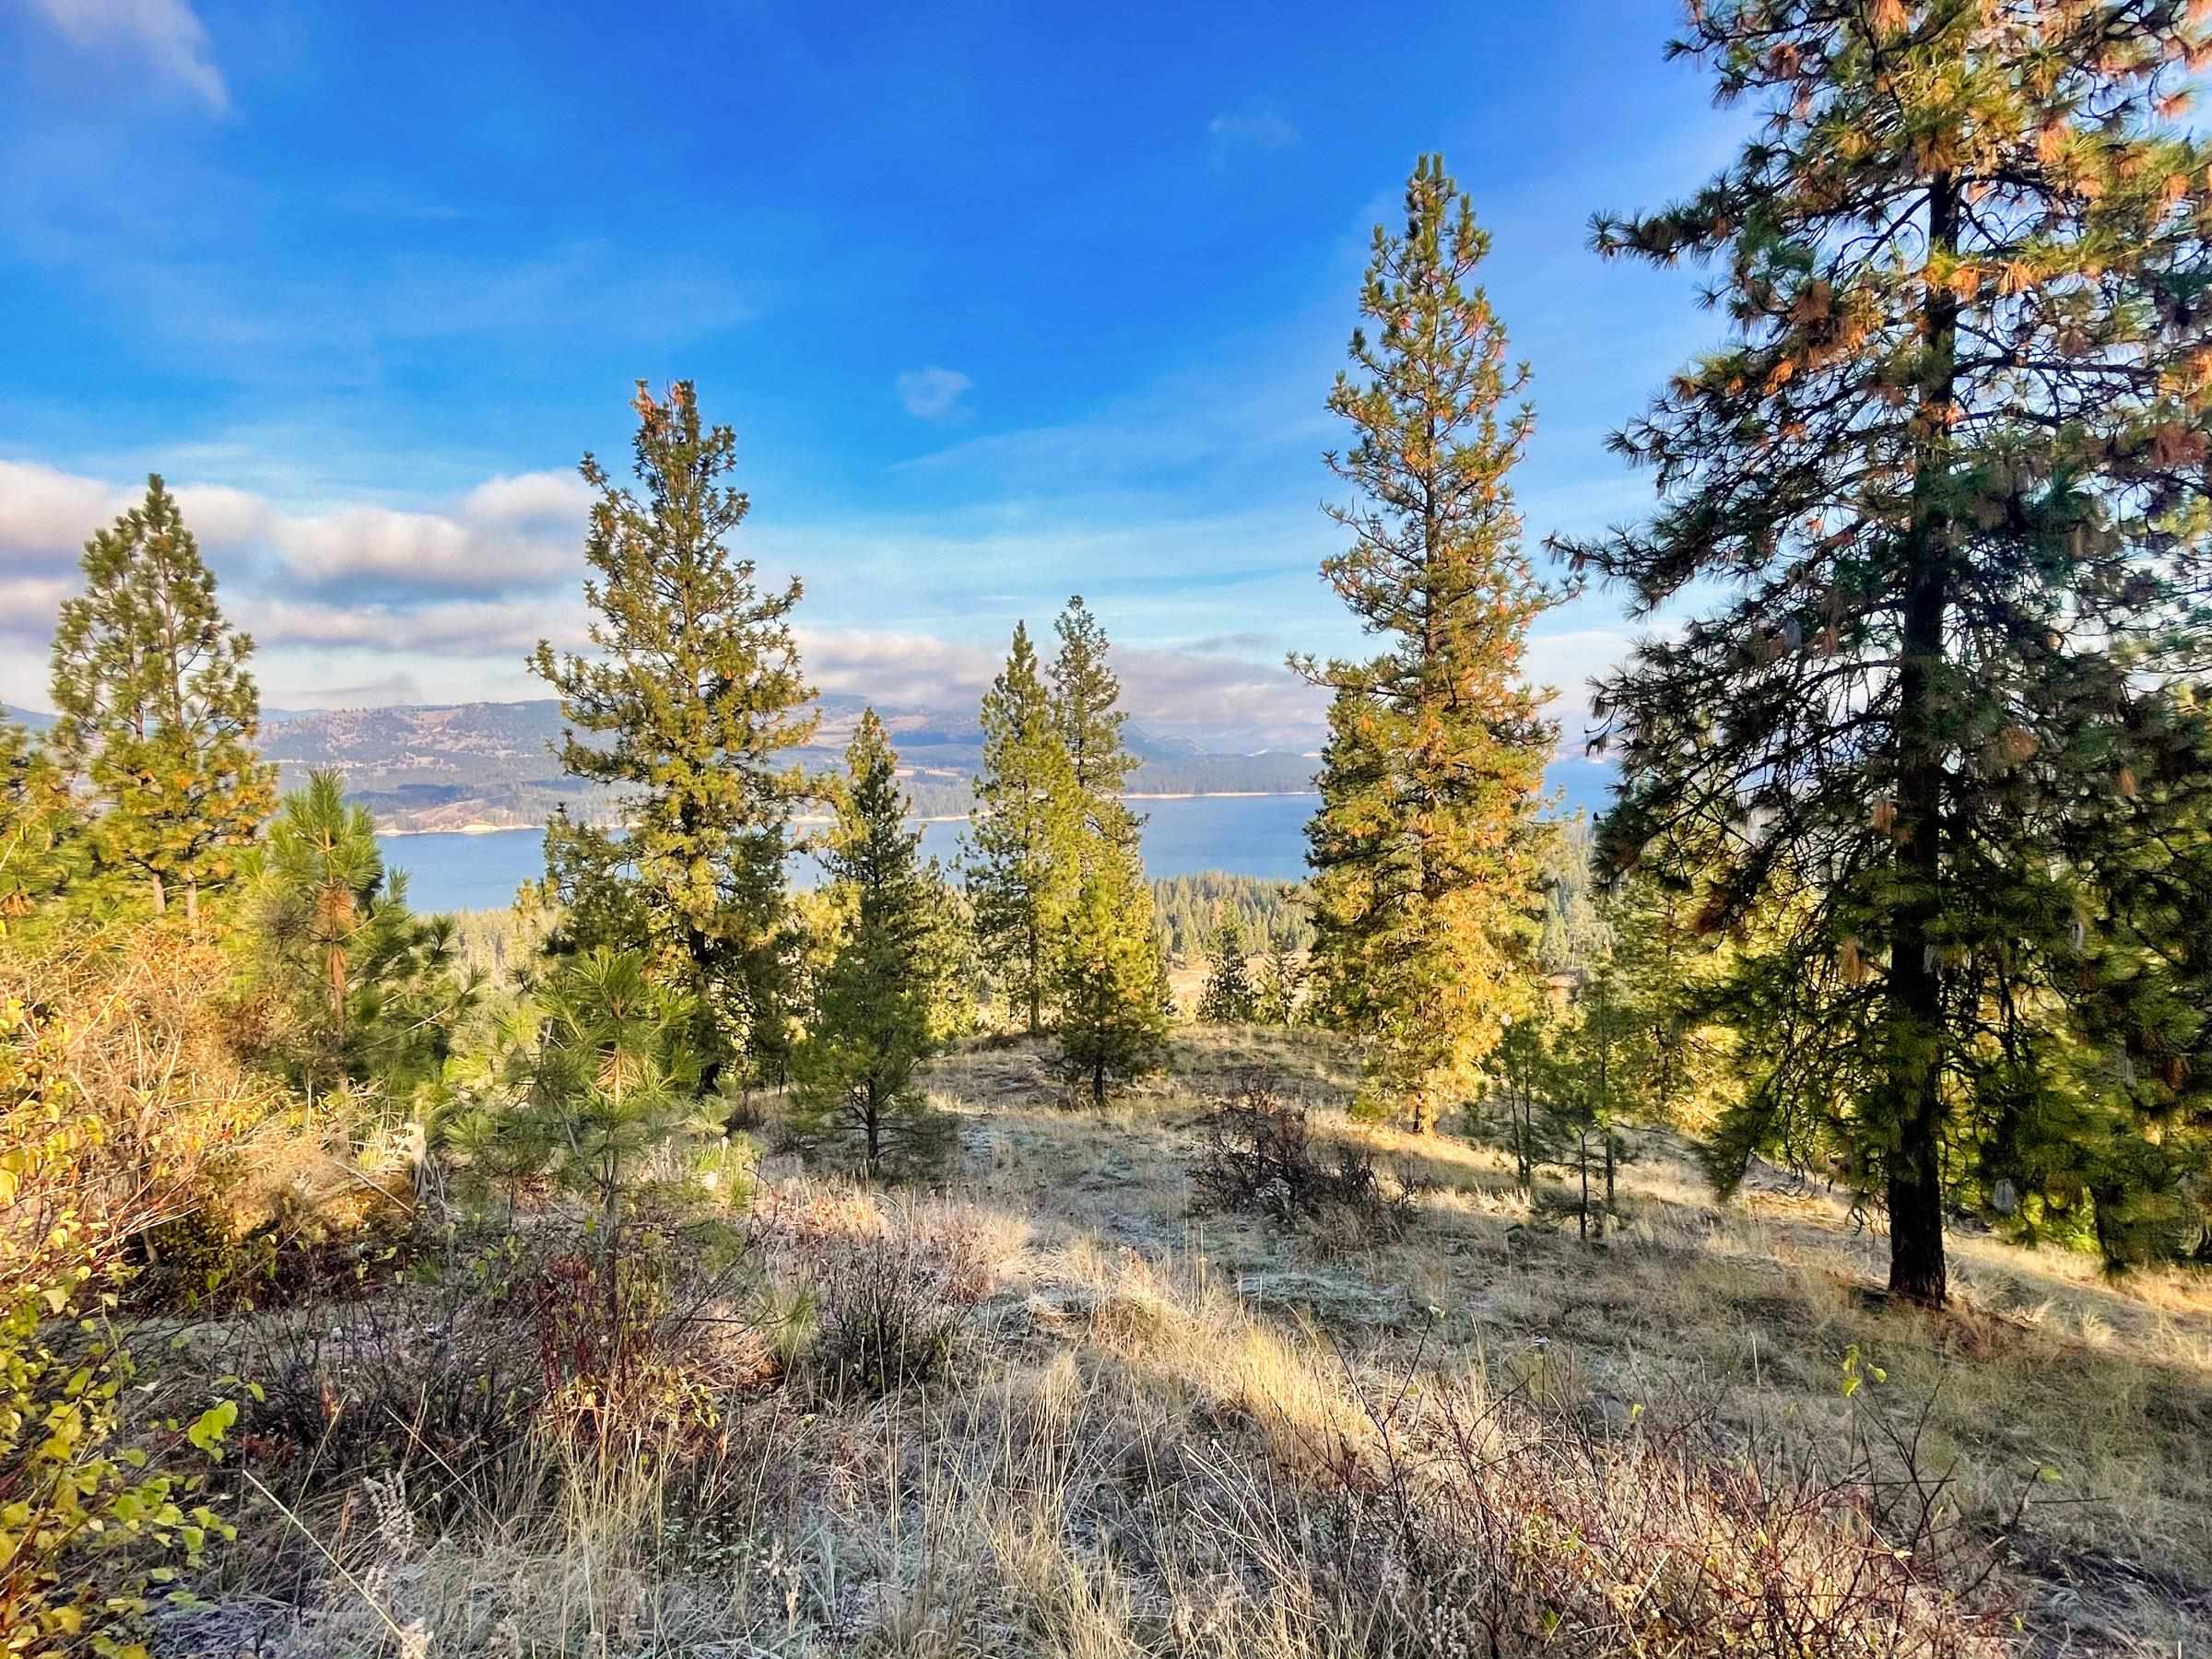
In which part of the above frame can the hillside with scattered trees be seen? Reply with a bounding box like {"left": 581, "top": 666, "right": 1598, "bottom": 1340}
{"left": 7, "top": 8, "right": 2212, "bottom": 1654}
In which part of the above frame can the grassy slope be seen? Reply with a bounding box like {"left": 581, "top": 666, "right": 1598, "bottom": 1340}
{"left": 197, "top": 1028, "right": 2212, "bottom": 1655}
{"left": 935, "top": 1030, "right": 2212, "bottom": 1649}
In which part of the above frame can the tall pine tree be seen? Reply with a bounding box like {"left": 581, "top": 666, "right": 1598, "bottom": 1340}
{"left": 1295, "top": 156, "right": 1559, "bottom": 1132}
{"left": 531, "top": 382, "right": 818, "bottom": 1091}
{"left": 1561, "top": 2, "right": 2212, "bottom": 1304}
{"left": 1051, "top": 844, "right": 1170, "bottom": 1108}
{"left": 1050, "top": 595, "right": 1142, "bottom": 857}
{"left": 964, "top": 622, "right": 1080, "bottom": 1033}
{"left": 1044, "top": 598, "right": 1172, "bottom": 1087}
{"left": 789, "top": 710, "right": 947, "bottom": 1178}
{"left": 49, "top": 477, "right": 274, "bottom": 926}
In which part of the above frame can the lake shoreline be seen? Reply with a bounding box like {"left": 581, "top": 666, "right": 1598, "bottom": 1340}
{"left": 376, "top": 794, "right": 1323, "bottom": 912}
{"left": 372, "top": 792, "right": 1320, "bottom": 836}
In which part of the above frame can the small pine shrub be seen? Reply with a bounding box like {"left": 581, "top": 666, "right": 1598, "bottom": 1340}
{"left": 1191, "top": 1072, "right": 1412, "bottom": 1237}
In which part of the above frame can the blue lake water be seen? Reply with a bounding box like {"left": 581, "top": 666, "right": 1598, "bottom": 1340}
{"left": 377, "top": 793, "right": 1321, "bottom": 916}
{"left": 374, "top": 761, "right": 1619, "bottom": 916}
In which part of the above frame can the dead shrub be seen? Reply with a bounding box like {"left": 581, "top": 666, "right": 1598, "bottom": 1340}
{"left": 0, "top": 925, "right": 291, "bottom": 1296}
{"left": 1192, "top": 1071, "right": 1413, "bottom": 1239}
{"left": 227, "top": 1233, "right": 549, "bottom": 1506}
{"left": 523, "top": 1214, "right": 765, "bottom": 1459}
{"left": 1182, "top": 1362, "right": 2017, "bottom": 1658}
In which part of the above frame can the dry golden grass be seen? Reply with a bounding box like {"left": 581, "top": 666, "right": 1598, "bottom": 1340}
{"left": 182, "top": 1028, "right": 2212, "bottom": 1655}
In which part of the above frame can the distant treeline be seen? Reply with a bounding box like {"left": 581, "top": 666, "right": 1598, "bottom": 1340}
{"left": 452, "top": 870, "right": 1316, "bottom": 979}
{"left": 1150, "top": 872, "right": 1312, "bottom": 965}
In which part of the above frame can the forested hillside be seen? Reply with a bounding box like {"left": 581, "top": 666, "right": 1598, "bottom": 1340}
{"left": 7, "top": 8, "right": 2212, "bottom": 1655}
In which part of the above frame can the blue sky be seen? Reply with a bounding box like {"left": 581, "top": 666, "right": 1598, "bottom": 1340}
{"left": 0, "top": 0, "right": 1744, "bottom": 749}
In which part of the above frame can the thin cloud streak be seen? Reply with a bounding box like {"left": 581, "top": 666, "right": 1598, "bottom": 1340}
{"left": 27, "top": 0, "right": 229, "bottom": 112}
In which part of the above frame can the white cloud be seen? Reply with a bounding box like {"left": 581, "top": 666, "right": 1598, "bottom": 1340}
{"left": 0, "top": 574, "right": 74, "bottom": 642}
{"left": 460, "top": 470, "right": 594, "bottom": 524}
{"left": 0, "top": 461, "right": 129, "bottom": 568}
{"left": 895, "top": 367, "right": 974, "bottom": 421}
{"left": 0, "top": 457, "right": 587, "bottom": 597}
{"left": 1207, "top": 110, "right": 1299, "bottom": 169}
{"left": 229, "top": 592, "right": 592, "bottom": 661}
{"left": 799, "top": 626, "right": 996, "bottom": 709}
{"left": 267, "top": 499, "right": 580, "bottom": 593}
{"left": 28, "top": 0, "right": 229, "bottom": 113}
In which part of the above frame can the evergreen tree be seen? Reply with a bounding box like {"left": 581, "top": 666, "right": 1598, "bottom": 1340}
{"left": 1149, "top": 873, "right": 1313, "bottom": 966}
{"left": 1602, "top": 866, "right": 1741, "bottom": 1138}
{"left": 1538, "top": 815, "right": 1611, "bottom": 975}
{"left": 1041, "top": 598, "right": 1173, "bottom": 1084}
{"left": 2028, "top": 684, "right": 2212, "bottom": 1263}
{"left": 918, "top": 872, "right": 984, "bottom": 1045}
{"left": 1550, "top": 966, "right": 1637, "bottom": 1241}
{"left": 488, "top": 947, "right": 711, "bottom": 1337}
{"left": 1197, "top": 915, "right": 1259, "bottom": 1024}
{"left": 788, "top": 711, "right": 948, "bottom": 1178}
{"left": 1561, "top": 2, "right": 2212, "bottom": 1304}
{"left": 1253, "top": 934, "right": 1307, "bottom": 1027}
{"left": 253, "top": 770, "right": 479, "bottom": 1099}
{"left": 964, "top": 623, "right": 1079, "bottom": 1033}
{"left": 530, "top": 383, "right": 818, "bottom": 1091}
{"left": 1482, "top": 1009, "right": 1562, "bottom": 1193}
{"left": 48, "top": 476, "right": 274, "bottom": 926}
{"left": 1051, "top": 846, "right": 1170, "bottom": 1107}
{"left": 0, "top": 720, "right": 81, "bottom": 935}
{"left": 1294, "top": 156, "right": 1559, "bottom": 1131}
{"left": 1050, "top": 595, "right": 1141, "bottom": 855}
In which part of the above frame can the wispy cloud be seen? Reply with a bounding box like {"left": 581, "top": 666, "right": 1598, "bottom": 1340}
{"left": 1207, "top": 109, "right": 1299, "bottom": 169}
{"left": 895, "top": 367, "right": 974, "bottom": 421}
{"left": 27, "top": 0, "right": 229, "bottom": 113}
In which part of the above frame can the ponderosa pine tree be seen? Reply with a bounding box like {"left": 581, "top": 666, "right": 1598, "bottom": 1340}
{"left": 2029, "top": 683, "right": 2212, "bottom": 1263}
{"left": 1051, "top": 844, "right": 1170, "bottom": 1108}
{"left": 48, "top": 477, "right": 274, "bottom": 927}
{"left": 1046, "top": 598, "right": 1173, "bottom": 1074}
{"left": 486, "top": 947, "right": 709, "bottom": 1341}
{"left": 1294, "top": 156, "right": 1559, "bottom": 1131}
{"left": 1550, "top": 965, "right": 1637, "bottom": 1241}
{"left": 965, "top": 622, "right": 1080, "bottom": 1033}
{"left": 1050, "top": 595, "right": 1142, "bottom": 856}
{"left": 788, "top": 710, "right": 947, "bottom": 1178}
{"left": 1597, "top": 870, "right": 1741, "bottom": 1138}
{"left": 1560, "top": 3, "right": 2212, "bottom": 1304}
{"left": 531, "top": 383, "right": 818, "bottom": 1092}
{"left": 1198, "top": 915, "right": 1259, "bottom": 1024}
{"left": 253, "top": 770, "right": 479, "bottom": 1099}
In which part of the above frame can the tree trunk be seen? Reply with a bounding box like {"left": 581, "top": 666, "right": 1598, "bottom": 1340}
{"left": 684, "top": 914, "right": 723, "bottom": 1100}
{"left": 1886, "top": 171, "right": 1959, "bottom": 1311}
{"left": 327, "top": 943, "right": 347, "bottom": 1041}
{"left": 1027, "top": 923, "right": 1041, "bottom": 1036}
{"left": 1577, "top": 1129, "right": 1590, "bottom": 1242}
{"left": 149, "top": 870, "right": 167, "bottom": 914}
{"left": 865, "top": 1082, "right": 883, "bottom": 1177}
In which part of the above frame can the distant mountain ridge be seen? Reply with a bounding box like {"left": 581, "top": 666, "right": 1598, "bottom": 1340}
{"left": 254, "top": 696, "right": 1324, "bottom": 832}
{"left": 6, "top": 695, "right": 1617, "bottom": 832}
